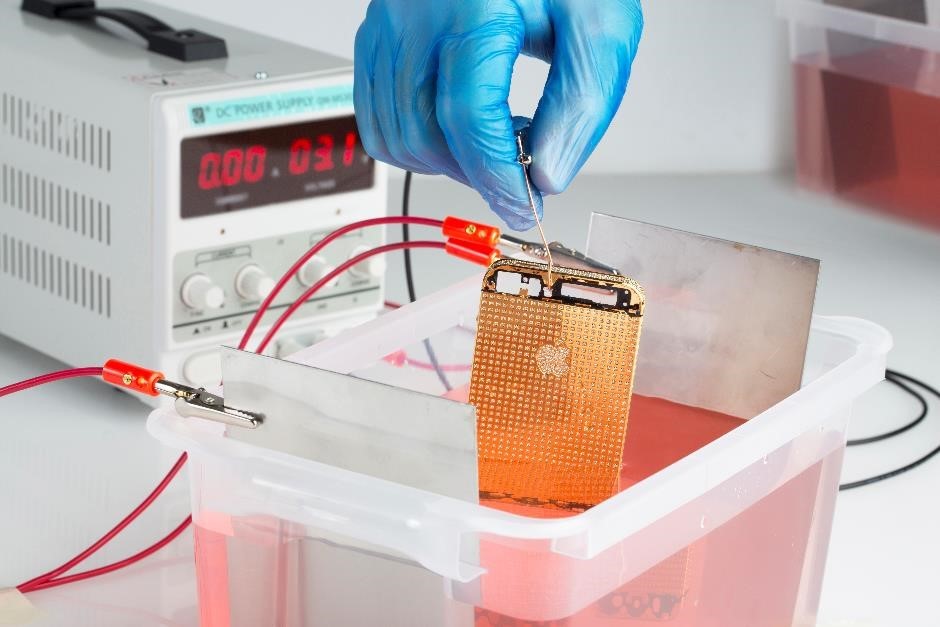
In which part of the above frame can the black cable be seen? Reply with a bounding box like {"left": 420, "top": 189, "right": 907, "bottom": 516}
{"left": 840, "top": 442, "right": 940, "bottom": 491}
{"left": 887, "top": 369, "right": 940, "bottom": 399}
{"left": 846, "top": 373, "right": 928, "bottom": 446}
{"left": 840, "top": 369, "right": 940, "bottom": 491}
{"left": 401, "top": 170, "right": 418, "bottom": 303}
{"left": 401, "top": 171, "right": 452, "bottom": 391}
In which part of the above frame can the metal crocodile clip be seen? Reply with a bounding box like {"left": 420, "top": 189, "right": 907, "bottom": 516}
{"left": 499, "top": 235, "right": 622, "bottom": 276}
{"left": 154, "top": 380, "right": 263, "bottom": 429}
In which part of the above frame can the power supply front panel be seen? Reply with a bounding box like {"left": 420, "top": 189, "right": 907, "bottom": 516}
{"left": 154, "top": 75, "right": 389, "bottom": 384}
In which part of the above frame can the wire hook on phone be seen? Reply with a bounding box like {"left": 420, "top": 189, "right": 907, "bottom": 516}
{"left": 515, "top": 130, "right": 554, "bottom": 288}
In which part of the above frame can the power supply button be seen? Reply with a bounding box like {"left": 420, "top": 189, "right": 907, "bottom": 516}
{"left": 235, "top": 265, "right": 275, "bottom": 302}
{"left": 181, "top": 274, "right": 225, "bottom": 310}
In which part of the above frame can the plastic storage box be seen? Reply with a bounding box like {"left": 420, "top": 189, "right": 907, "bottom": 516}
{"left": 780, "top": 0, "right": 940, "bottom": 230}
{"left": 149, "top": 275, "right": 891, "bottom": 627}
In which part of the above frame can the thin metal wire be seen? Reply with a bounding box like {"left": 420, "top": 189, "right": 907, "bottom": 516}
{"left": 515, "top": 133, "right": 554, "bottom": 288}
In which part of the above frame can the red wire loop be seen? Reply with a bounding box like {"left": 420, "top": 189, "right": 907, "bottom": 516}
{"left": 13, "top": 233, "right": 449, "bottom": 594}
{"left": 17, "top": 453, "right": 189, "bottom": 593}
{"left": 21, "top": 516, "right": 193, "bottom": 593}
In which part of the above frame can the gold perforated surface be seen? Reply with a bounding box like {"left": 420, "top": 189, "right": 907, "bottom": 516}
{"left": 628, "top": 547, "right": 692, "bottom": 595}
{"left": 470, "top": 267, "right": 643, "bottom": 509}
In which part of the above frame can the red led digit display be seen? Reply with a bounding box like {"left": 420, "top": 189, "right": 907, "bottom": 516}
{"left": 288, "top": 138, "right": 312, "bottom": 176}
{"left": 220, "top": 149, "right": 244, "bottom": 186}
{"left": 244, "top": 145, "right": 266, "bottom": 183}
{"left": 198, "top": 146, "right": 268, "bottom": 190}
{"left": 180, "top": 115, "right": 374, "bottom": 219}
{"left": 343, "top": 131, "right": 356, "bottom": 167}
{"left": 197, "top": 152, "right": 221, "bottom": 190}
{"left": 314, "top": 135, "right": 335, "bottom": 172}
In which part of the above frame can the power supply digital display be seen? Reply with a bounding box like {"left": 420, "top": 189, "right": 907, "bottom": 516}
{"left": 180, "top": 116, "right": 374, "bottom": 218}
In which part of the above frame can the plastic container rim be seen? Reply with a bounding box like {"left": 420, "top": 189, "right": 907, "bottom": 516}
{"left": 148, "top": 314, "right": 890, "bottom": 550}
{"left": 778, "top": 0, "right": 940, "bottom": 54}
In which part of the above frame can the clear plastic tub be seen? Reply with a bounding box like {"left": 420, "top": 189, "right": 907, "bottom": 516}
{"left": 780, "top": 0, "right": 940, "bottom": 229}
{"left": 149, "top": 275, "right": 891, "bottom": 627}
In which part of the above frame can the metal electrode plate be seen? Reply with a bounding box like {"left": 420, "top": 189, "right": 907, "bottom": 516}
{"left": 218, "top": 349, "right": 480, "bottom": 626}
{"left": 586, "top": 214, "right": 820, "bottom": 419}
{"left": 221, "top": 347, "right": 478, "bottom": 502}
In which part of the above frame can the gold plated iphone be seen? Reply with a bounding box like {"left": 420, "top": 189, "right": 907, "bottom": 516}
{"left": 469, "top": 259, "right": 645, "bottom": 511}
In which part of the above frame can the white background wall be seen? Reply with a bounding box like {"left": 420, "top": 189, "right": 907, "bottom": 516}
{"left": 156, "top": 0, "right": 795, "bottom": 175}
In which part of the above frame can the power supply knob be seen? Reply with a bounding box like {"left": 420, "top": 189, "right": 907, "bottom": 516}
{"left": 298, "top": 256, "right": 339, "bottom": 288}
{"left": 181, "top": 274, "right": 225, "bottom": 311}
{"left": 235, "top": 265, "right": 276, "bottom": 301}
{"left": 349, "top": 245, "right": 387, "bottom": 280}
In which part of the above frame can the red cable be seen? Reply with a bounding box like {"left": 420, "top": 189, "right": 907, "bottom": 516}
{"left": 16, "top": 453, "right": 189, "bottom": 593}
{"left": 46, "top": 242, "right": 446, "bottom": 591}
{"left": 14, "top": 239, "right": 448, "bottom": 594}
{"left": 254, "top": 241, "right": 446, "bottom": 355}
{"left": 237, "top": 216, "right": 443, "bottom": 351}
{"left": 0, "top": 365, "right": 138, "bottom": 593}
{"left": 0, "top": 367, "right": 104, "bottom": 399}
{"left": 22, "top": 516, "right": 193, "bottom": 593}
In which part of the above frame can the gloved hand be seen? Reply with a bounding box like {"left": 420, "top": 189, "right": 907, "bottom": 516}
{"left": 354, "top": 0, "right": 644, "bottom": 231}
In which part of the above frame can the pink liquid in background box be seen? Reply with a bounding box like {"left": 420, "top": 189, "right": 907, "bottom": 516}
{"left": 193, "top": 394, "right": 839, "bottom": 626}
{"left": 795, "top": 46, "right": 940, "bottom": 230}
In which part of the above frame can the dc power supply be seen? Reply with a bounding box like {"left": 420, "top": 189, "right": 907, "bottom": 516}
{"left": 0, "top": 0, "right": 388, "bottom": 390}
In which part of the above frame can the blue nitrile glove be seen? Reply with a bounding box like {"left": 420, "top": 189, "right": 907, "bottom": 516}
{"left": 354, "top": 0, "right": 644, "bottom": 231}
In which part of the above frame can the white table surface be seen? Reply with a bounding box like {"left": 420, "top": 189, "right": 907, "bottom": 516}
{"left": 1, "top": 172, "right": 938, "bottom": 626}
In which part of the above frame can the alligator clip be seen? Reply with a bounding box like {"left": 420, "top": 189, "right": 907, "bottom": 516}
{"left": 103, "top": 359, "right": 263, "bottom": 429}
{"left": 441, "top": 216, "right": 621, "bottom": 275}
